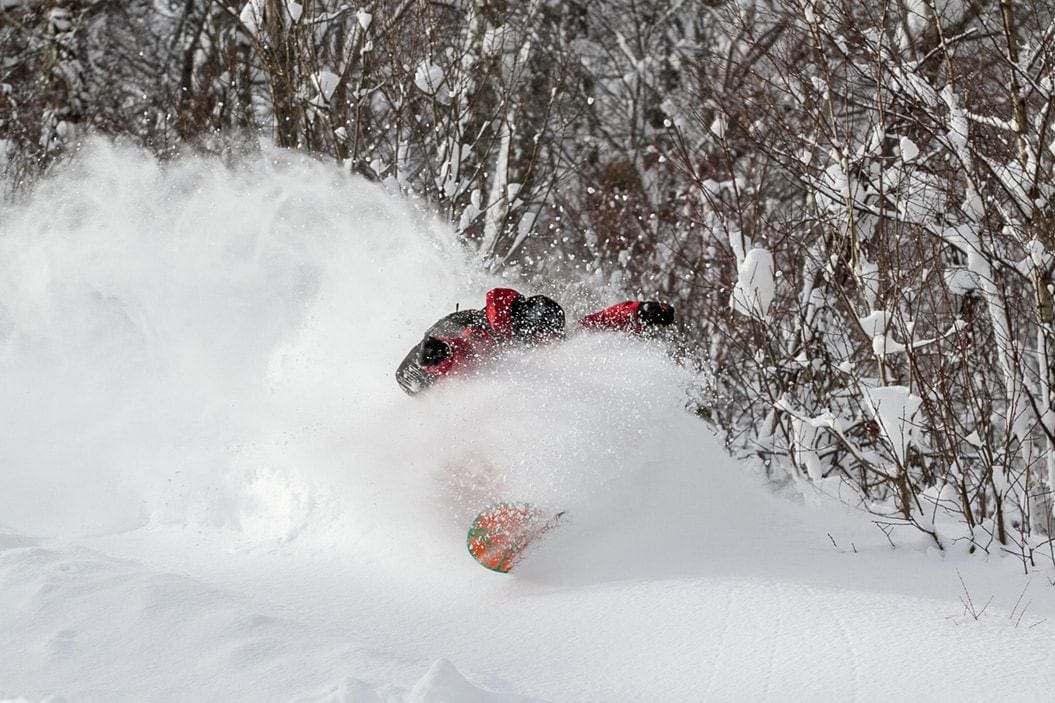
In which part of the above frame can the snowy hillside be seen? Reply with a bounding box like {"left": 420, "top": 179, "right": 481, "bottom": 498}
{"left": 2, "top": 143, "right": 1054, "bottom": 701}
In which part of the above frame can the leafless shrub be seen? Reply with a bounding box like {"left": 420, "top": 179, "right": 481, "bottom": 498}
{"left": 661, "top": 0, "right": 1055, "bottom": 566}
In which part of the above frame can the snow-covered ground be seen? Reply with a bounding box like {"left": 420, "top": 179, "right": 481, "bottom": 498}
{"left": 2, "top": 143, "right": 1054, "bottom": 702}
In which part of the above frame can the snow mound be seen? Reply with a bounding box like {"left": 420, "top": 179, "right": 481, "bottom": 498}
{"left": 407, "top": 659, "right": 539, "bottom": 703}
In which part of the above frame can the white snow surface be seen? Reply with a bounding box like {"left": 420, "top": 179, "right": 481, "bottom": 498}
{"left": 1, "top": 142, "right": 1054, "bottom": 701}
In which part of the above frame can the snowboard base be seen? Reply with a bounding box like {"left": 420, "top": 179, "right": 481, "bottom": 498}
{"left": 466, "top": 503, "right": 564, "bottom": 573}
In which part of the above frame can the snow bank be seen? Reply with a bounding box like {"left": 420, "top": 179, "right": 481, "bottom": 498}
{"left": 0, "top": 524, "right": 530, "bottom": 702}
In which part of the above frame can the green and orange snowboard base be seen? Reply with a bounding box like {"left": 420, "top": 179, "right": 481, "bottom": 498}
{"left": 466, "top": 503, "right": 565, "bottom": 573}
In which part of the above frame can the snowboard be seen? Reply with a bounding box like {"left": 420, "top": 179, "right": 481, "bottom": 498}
{"left": 466, "top": 502, "right": 565, "bottom": 573}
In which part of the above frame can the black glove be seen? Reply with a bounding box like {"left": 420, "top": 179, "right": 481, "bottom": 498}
{"left": 419, "top": 336, "right": 451, "bottom": 366}
{"left": 638, "top": 301, "right": 675, "bottom": 326}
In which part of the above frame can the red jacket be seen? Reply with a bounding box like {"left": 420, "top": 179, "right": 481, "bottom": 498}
{"left": 395, "top": 288, "right": 672, "bottom": 395}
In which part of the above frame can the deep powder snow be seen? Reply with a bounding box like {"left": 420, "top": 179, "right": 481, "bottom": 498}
{"left": 1, "top": 142, "right": 1053, "bottom": 701}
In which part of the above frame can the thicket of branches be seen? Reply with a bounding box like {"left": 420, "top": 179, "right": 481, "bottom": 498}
{"left": 3, "top": 0, "right": 1054, "bottom": 567}
{"left": 679, "top": 0, "right": 1055, "bottom": 569}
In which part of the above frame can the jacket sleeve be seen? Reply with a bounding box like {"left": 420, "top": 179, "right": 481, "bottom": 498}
{"left": 578, "top": 301, "right": 674, "bottom": 334}
{"left": 578, "top": 301, "right": 647, "bottom": 333}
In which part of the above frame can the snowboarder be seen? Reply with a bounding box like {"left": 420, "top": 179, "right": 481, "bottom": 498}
{"left": 396, "top": 287, "right": 675, "bottom": 395}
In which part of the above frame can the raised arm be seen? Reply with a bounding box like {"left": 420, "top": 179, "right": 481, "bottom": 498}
{"left": 578, "top": 301, "right": 675, "bottom": 334}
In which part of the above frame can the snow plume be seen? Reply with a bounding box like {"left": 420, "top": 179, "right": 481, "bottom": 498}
{"left": 0, "top": 140, "right": 694, "bottom": 549}
{"left": 0, "top": 141, "right": 481, "bottom": 538}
